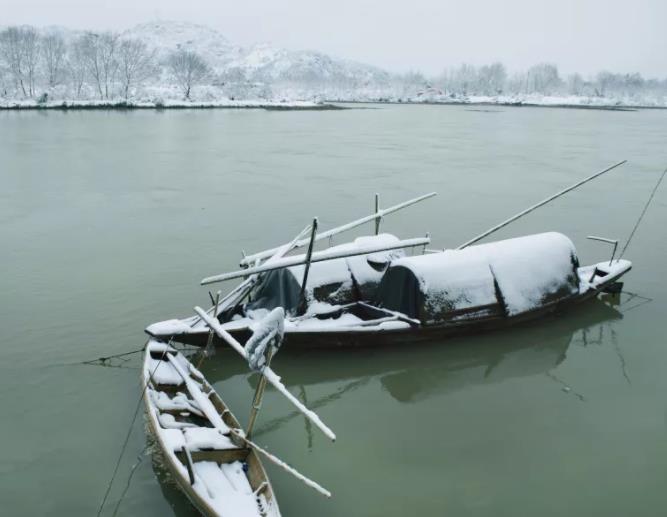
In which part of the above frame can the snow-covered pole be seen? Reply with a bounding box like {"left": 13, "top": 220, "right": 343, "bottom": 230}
{"left": 193, "top": 306, "right": 337, "bottom": 441}
{"left": 457, "top": 160, "right": 627, "bottom": 250}
{"left": 202, "top": 236, "right": 431, "bottom": 285}
{"left": 374, "top": 193, "right": 381, "bottom": 235}
{"left": 239, "top": 192, "right": 437, "bottom": 266}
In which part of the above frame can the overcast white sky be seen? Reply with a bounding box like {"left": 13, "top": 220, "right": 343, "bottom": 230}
{"left": 4, "top": 0, "right": 666, "bottom": 77}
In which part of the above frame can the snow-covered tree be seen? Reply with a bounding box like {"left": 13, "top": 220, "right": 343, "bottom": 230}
{"left": 477, "top": 62, "right": 506, "bottom": 95}
{"left": 41, "top": 31, "right": 66, "bottom": 87}
{"left": 567, "top": 73, "right": 584, "bottom": 95}
{"left": 67, "top": 36, "right": 88, "bottom": 98}
{"left": 117, "top": 38, "right": 155, "bottom": 100}
{"left": 22, "top": 27, "right": 40, "bottom": 97}
{"left": 525, "top": 63, "right": 562, "bottom": 94}
{"left": 167, "top": 49, "right": 210, "bottom": 100}
{"left": 595, "top": 71, "right": 615, "bottom": 97}
{"left": 0, "top": 26, "right": 39, "bottom": 97}
{"left": 80, "top": 31, "right": 120, "bottom": 99}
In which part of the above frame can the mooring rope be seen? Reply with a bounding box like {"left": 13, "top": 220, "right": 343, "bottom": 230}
{"left": 82, "top": 347, "right": 146, "bottom": 366}
{"left": 111, "top": 443, "right": 150, "bottom": 517}
{"left": 95, "top": 343, "right": 163, "bottom": 517}
{"left": 620, "top": 166, "right": 667, "bottom": 259}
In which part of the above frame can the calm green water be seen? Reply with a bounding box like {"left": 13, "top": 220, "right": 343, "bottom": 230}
{"left": 1, "top": 105, "right": 666, "bottom": 517}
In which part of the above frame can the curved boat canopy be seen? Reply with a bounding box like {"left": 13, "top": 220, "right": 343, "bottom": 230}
{"left": 375, "top": 232, "right": 581, "bottom": 323}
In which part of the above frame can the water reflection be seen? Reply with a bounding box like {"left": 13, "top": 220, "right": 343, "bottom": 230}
{"left": 198, "top": 299, "right": 623, "bottom": 432}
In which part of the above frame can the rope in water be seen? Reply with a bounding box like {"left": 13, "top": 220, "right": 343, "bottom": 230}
{"left": 620, "top": 166, "right": 667, "bottom": 259}
{"left": 95, "top": 343, "right": 164, "bottom": 517}
{"left": 111, "top": 444, "right": 150, "bottom": 517}
{"left": 83, "top": 347, "right": 145, "bottom": 365}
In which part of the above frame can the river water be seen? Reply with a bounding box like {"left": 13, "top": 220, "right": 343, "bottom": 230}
{"left": 1, "top": 105, "right": 666, "bottom": 516}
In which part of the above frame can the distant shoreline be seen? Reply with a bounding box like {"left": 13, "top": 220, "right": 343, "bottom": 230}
{"left": 333, "top": 100, "right": 667, "bottom": 111}
{"left": 0, "top": 100, "right": 346, "bottom": 111}
{"left": 1, "top": 99, "right": 666, "bottom": 112}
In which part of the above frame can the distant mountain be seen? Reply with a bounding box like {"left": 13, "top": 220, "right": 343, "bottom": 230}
{"left": 125, "top": 21, "right": 391, "bottom": 87}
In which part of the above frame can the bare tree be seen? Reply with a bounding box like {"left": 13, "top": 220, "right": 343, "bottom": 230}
{"left": 0, "top": 64, "right": 8, "bottom": 97}
{"left": 42, "top": 31, "right": 66, "bottom": 87}
{"left": 0, "top": 26, "right": 37, "bottom": 97}
{"left": 525, "top": 63, "right": 562, "bottom": 94}
{"left": 81, "top": 31, "right": 119, "bottom": 99}
{"left": 168, "top": 49, "right": 210, "bottom": 100}
{"left": 21, "top": 26, "right": 39, "bottom": 97}
{"left": 117, "top": 38, "right": 155, "bottom": 100}
{"left": 68, "top": 36, "right": 88, "bottom": 98}
{"left": 477, "top": 62, "right": 506, "bottom": 95}
{"left": 595, "top": 71, "right": 615, "bottom": 97}
{"left": 567, "top": 73, "right": 585, "bottom": 96}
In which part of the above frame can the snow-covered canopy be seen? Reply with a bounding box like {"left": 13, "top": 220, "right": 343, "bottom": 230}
{"left": 376, "top": 232, "right": 580, "bottom": 323}
{"left": 247, "top": 233, "right": 404, "bottom": 314}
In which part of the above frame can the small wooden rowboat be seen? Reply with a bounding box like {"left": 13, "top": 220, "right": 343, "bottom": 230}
{"left": 143, "top": 340, "right": 281, "bottom": 517}
{"left": 143, "top": 308, "right": 334, "bottom": 516}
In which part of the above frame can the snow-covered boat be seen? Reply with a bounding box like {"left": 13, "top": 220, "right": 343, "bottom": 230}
{"left": 146, "top": 176, "right": 632, "bottom": 349}
{"left": 143, "top": 340, "right": 281, "bottom": 517}
{"left": 143, "top": 309, "right": 334, "bottom": 516}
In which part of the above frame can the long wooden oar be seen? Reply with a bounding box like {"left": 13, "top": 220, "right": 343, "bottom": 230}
{"left": 165, "top": 350, "right": 331, "bottom": 497}
{"left": 456, "top": 160, "right": 627, "bottom": 249}
{"left": 229, "top": 429, "right": 332, "bottom": 497}
{"left": 194, "top": 306, "right": 337, "bottom": 441}
{"left": 240, "top": 192, "right": 437, "bottom": 266}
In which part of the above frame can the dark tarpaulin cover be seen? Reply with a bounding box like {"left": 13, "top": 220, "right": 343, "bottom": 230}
{"left": 375, "top": 232, "right": 581, "bottom": 324}
{"left": 247, "top": 269, "right": 302, "bottom": 314}
{"left": 247, "top": 234, "right": 404, "bottom": 314}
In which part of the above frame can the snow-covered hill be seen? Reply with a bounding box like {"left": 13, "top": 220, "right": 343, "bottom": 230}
{"left": 125, "top": 21, "right": 390, "bottom": 89}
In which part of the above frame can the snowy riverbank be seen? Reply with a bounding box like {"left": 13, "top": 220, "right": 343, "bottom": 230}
{"left": 0, "top": 98, "right": 342, "bottom": 110}
{"left": 327, "top": 93, "right": 667, "bottom": 110}
{"left": 2, "top": 95, "right": 665, "bottom": 111}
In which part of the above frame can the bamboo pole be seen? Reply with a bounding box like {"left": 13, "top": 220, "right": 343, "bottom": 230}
{"left": 297, "top": 218, "right": 318, "bottom": 315}
{"left": 191, "top": 223, "right": 313, "bottom": 327}
{"left": 202, "top": 236, "right": 430, "bottom": 286}
{"left": 197, "top": 291, "right": 219, "bottom": 369}
{"left": 245, "top": 345, "right": 274, "bottom": 439}
{"left": 193, "top": 306, "right": 337, "bottom": 441}
{"left": 240, "top": 192, "right": 437, "bottom": 266}
{"left": 456, "top": 160, "right": 626, "bottom": 250}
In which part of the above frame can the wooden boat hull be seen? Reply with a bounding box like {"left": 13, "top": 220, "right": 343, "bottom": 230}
{"left": 147, "top": 261, "right": 631, "bottom": 349}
